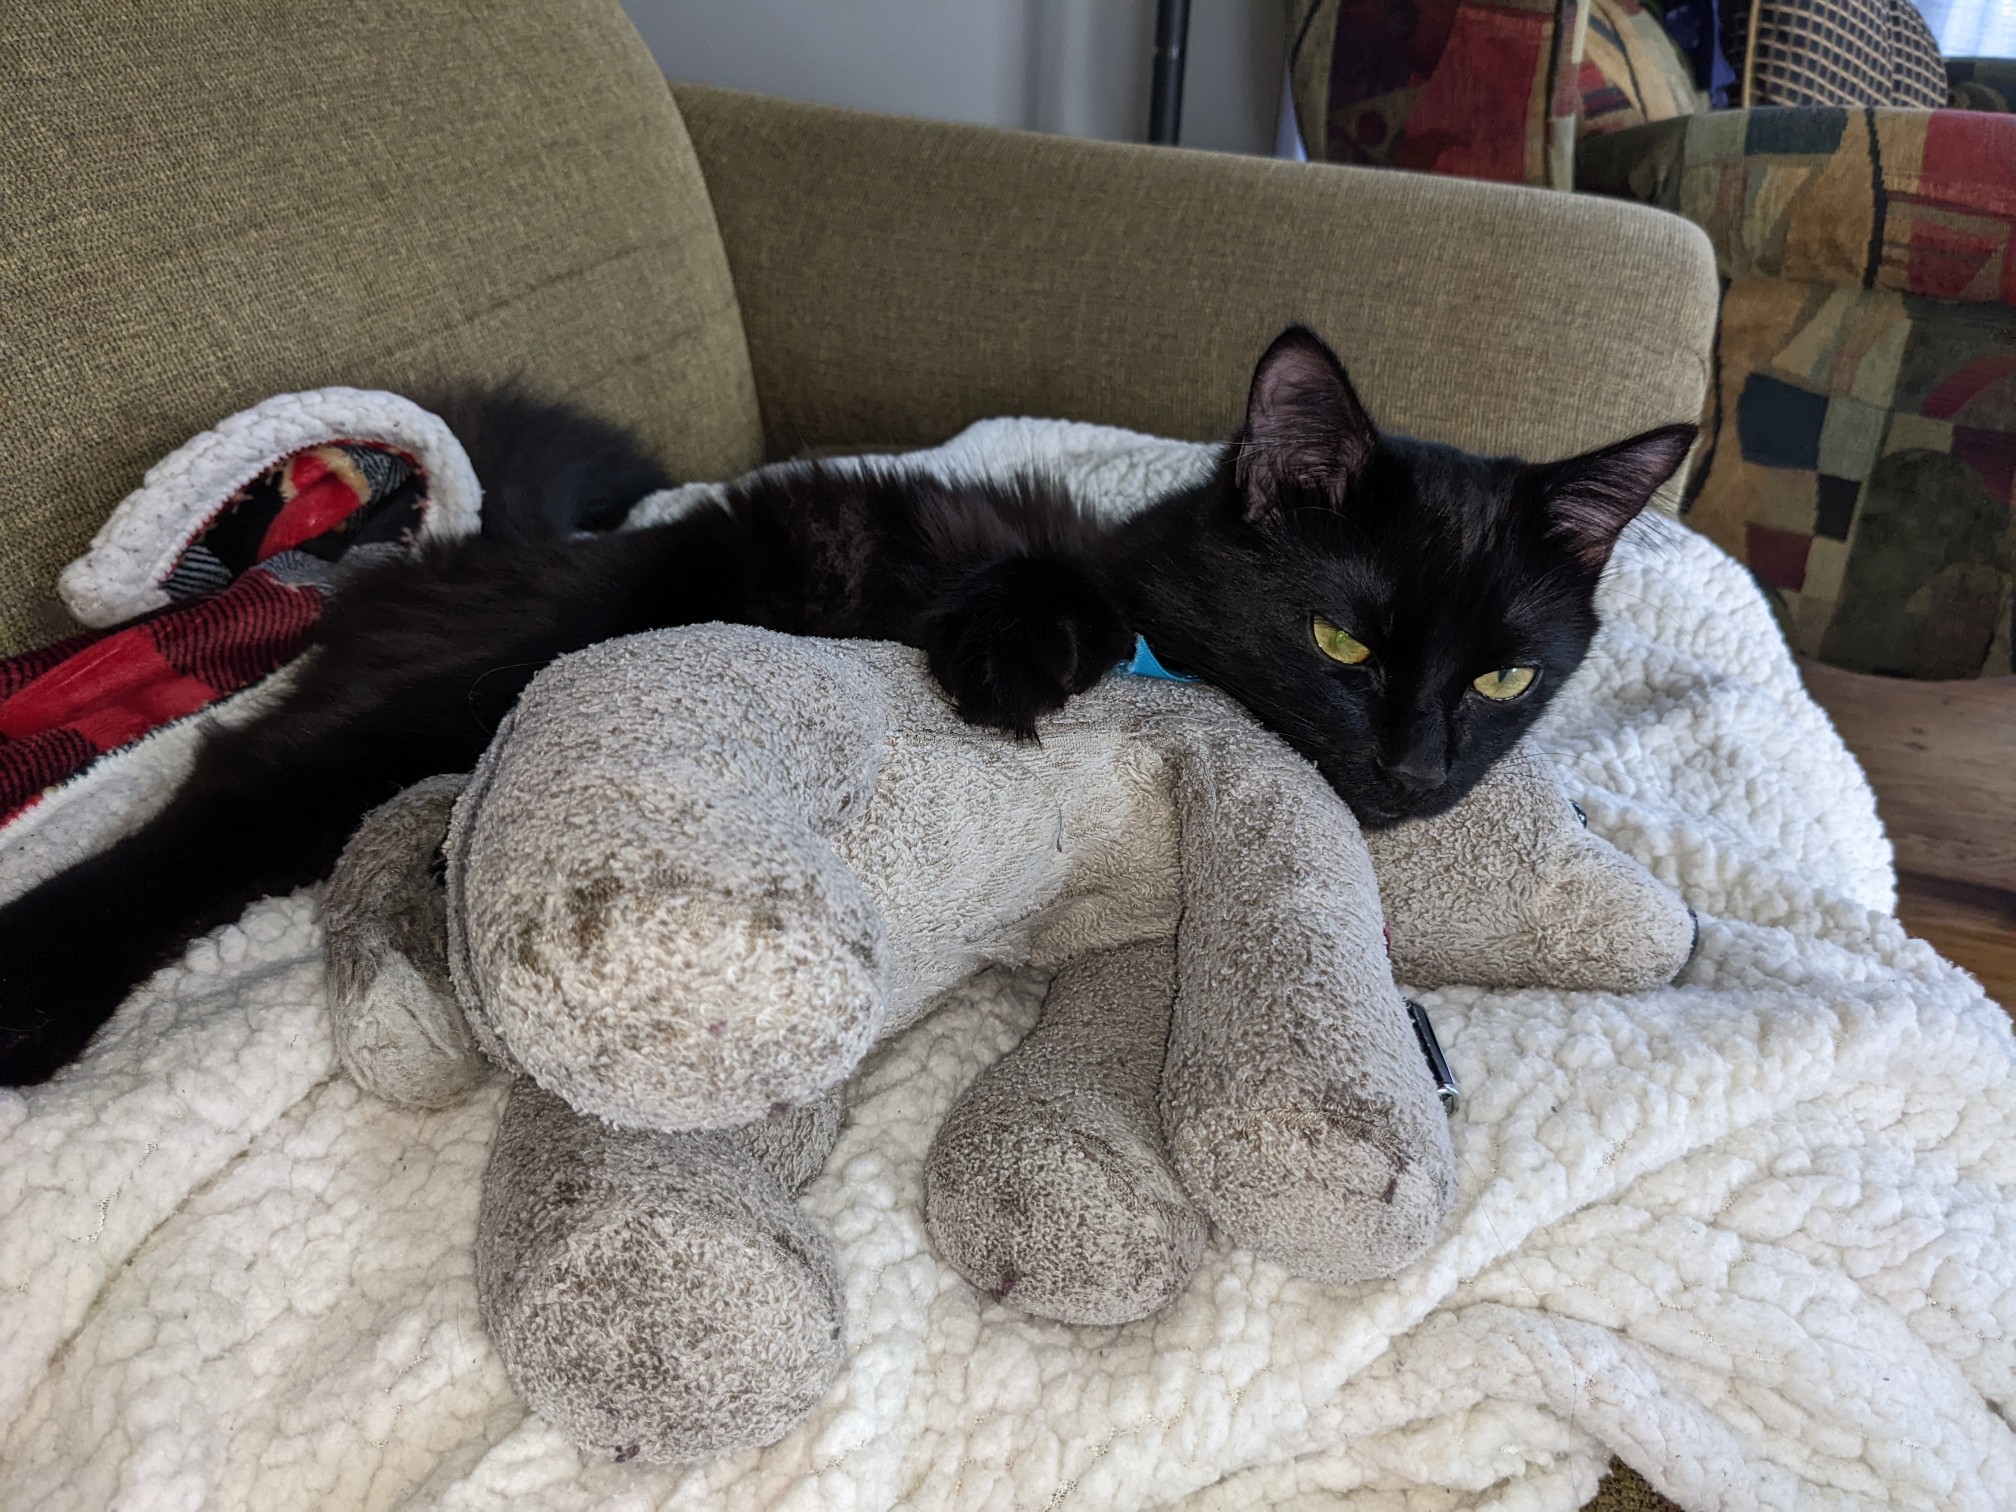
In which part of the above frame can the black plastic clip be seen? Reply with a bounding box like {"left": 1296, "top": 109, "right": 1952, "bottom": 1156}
{"left": 1407, "top": 999, "right": 1460, "bottom": 1114}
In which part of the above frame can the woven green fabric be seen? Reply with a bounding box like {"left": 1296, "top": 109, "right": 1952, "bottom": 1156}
{"left": 677, "top": 86, "right": 1719, "bottom": 488}
{"left": 0, "top": 0, "right": 761, "bottom": 654}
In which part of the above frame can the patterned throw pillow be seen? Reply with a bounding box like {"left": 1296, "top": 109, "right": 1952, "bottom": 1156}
{"left": 1580, "top": 109, "right": 2016, "bottom": 679}
{"left": 1578, "top": 0, "right": 1710, "bottom": 135}
{"left": 1285, "top": 0, "right": 1589, "bottom": 187}
{"left": 1720, "top": 287, "right": 2015, "bottom": 678}
{"left": 1721, "top": 0, "right": 1949, "bottom": 107}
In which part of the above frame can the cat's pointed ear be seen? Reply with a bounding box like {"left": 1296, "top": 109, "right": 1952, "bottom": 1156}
{"left": 1537, "top": 423, "right": 1696, "bottom": 570}
{"left": 1234, "top": 326, "right": 1378, "bottom": 522}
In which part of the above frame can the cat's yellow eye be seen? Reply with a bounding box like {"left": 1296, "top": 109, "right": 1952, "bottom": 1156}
{"left": 1312, "top": 616, "right": 1372, "bottom": 666}
{"left": 1472, "top": 666, "right": 1538, "bottom": 701}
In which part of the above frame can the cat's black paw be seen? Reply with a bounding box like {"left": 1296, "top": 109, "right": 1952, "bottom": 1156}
{"left": 923, "top": 557, "right": 1133, "bottom": 738}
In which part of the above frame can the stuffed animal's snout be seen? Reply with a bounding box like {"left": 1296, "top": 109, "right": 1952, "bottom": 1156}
{"left": 458, "top": 781, "right": 890, "bottom": 1134}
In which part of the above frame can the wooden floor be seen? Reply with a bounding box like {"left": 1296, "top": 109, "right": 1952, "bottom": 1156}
{"left": 1896, "top": 873, "right": 2016, "bottom": 1010}
{"left": 1799, "top": 661, "right": 2016, "bottom": 1012}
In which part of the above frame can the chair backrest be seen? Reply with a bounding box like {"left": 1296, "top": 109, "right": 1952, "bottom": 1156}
{"left": 0, "top": 0, "right": 763, "bottom": 653}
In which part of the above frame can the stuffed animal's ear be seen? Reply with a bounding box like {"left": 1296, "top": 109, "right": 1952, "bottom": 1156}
{"left": 1233, "top": 326, "right": 1378, "bottom": 524}
{"left": 1536, "top": 423, "right": 1696, "bottom": 570}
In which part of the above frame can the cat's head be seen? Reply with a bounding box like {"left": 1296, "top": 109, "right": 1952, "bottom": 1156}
{"left": 1145, "top": 326, "right": 1694, "bottom": 829}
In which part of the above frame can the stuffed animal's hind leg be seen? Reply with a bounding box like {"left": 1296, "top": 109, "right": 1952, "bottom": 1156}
{"left": 1365, "top": 745, "right": 1697, "bottom": 991}
{"left": 476, "top": 1079, "right": 847, "bottom": 1463}
{"left": 322, "top": 774, "right": 484, "bottom": 1107}
{"left": 923, "top": 936, "right": 1205, "bottom": 1325}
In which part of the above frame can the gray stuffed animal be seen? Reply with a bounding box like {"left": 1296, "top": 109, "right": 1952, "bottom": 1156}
{"left": 321, "top": 623, "right": 1695, "bottom": 1464}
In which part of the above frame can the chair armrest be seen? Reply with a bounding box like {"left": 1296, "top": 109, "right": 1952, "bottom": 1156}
{"left": 1579, "top": 108, "right": 2016, "bottom": 305}
{"left": 674, "top": 86, "right": 1717, "bottom": 466}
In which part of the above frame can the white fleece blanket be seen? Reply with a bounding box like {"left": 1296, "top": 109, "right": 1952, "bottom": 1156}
{"left": 3, "top": 419, "right": 2012, "bottom": 1512}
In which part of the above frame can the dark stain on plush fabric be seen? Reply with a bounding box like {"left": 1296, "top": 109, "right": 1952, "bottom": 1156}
{"left": 567, "top": 875, "right": 621, "bottom": 952}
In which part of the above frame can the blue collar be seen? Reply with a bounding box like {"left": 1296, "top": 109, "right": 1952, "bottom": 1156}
{"left": 1117, "top": 635, "right": 1199, "bottom": 683}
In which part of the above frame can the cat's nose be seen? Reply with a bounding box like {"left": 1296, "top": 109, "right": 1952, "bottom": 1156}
{"left": 1386, "top": 714, "right": 1447, "bottom": 794}
{"left": 1387, "top": 752, "right": 1447, "bottom": 794}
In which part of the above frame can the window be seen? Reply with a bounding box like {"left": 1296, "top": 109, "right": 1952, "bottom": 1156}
{"left": 1915, "top": 0, "right": 2016, "bottom": 57}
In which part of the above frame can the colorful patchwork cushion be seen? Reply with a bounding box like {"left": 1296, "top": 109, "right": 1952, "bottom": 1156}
{"left": 1578, "top": 0, "right": 1709, "bottom": 136}
{"left": 1721, "top": 0, "right": 1948, "bottom": 108}
{"left": 1712, "top": 286, "right": 2014, "bottom": 679}
{"left": 1580, "top": 108, "right": 2016, "bottom": 326}
{"left": 1286, "top": 0, "right": 1588, "bottom": 186}
{"left": 1580, "top": 109, "right": 2016, "bottom": 678}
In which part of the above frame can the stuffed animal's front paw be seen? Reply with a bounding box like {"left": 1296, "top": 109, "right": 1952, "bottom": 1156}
{"left": 923, "top": 557, "right": 1132, "bottom": 738}
{"left": 479, "top": 1083, "right": 845, "bottom": 1463}
{"left": 926, "top": 1091, "right": 1205, "bottom": 1325}
{"left": 1167, "top": 1087, "right": 1456, "bottom": 1285}
{"left": 926, "top": 939, "right": 1203, "bottom": 1324}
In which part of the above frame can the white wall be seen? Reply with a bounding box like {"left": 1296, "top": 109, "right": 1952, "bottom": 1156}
{"left": 1178, "top": 0, "right": 1291, "bottom": 156}
{"left": 619, "top": 0, "right": 1287, "bottom": 156}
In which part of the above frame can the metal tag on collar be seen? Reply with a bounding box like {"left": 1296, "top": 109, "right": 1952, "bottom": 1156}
{"left": 1407, "top": 999, "right": 1460, "bottom": 1113}
{"left": 1119, "top": 634, "right": 1200, "bottom": 683}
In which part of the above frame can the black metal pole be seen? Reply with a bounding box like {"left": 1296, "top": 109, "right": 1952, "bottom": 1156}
{"left": 1148, "top": 0, "right": 1192, "bottom": 145}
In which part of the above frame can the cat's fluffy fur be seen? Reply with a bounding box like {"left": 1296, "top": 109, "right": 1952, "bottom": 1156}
{"left": 0, "top": 328, "right": 1690, "bottom": 1084}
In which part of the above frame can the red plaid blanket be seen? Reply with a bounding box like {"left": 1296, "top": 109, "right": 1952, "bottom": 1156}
{"left": 0, "top": 442, "right": 429, "bottom": 825}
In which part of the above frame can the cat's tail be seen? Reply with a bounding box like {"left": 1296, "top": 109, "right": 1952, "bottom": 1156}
{"left": 423, "top": 385, "right": 674, "bottom": 541}
{"left": 0, "top": 738, "right": 400, "bottom": 1083}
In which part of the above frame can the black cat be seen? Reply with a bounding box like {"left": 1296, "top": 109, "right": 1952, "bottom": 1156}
{"left": 0, "top": 328, "right": 1690, "bottom": 1085}
{"left": 1100, "top": 327, "right": 1695, "bottom": 828}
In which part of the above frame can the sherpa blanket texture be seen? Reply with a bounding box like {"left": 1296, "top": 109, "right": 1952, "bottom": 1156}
{"left": 2, "top": 419, "right": 2012, "bottom": 1512}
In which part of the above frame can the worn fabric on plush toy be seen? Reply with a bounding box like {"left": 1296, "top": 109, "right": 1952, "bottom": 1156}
{"left": 324, "top": 622, "right": 1696, "bottom": 1466}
